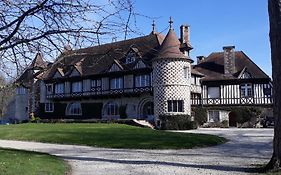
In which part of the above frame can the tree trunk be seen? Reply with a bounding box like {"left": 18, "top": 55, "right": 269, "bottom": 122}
{"left": 266, "top": 0, "right": 281, "bottom": 171}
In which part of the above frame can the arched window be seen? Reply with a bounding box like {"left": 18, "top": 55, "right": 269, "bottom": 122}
{"left": 66, "top": 102, "right": 82, "bottom": 115}
{"left": 105, "top": 102, "right": 119, "bottom": 115}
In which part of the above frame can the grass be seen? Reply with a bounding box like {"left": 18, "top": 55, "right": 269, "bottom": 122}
{"left": 0, "top": 148, "right": 70, "bottom": 175}
{"left": 0, "top": 123, "right": 226, "bottom": 149}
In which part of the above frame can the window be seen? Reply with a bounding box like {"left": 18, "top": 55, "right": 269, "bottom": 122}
{"left": 208, "top": 110, "right": 220, "bottom": 122}
{"left": 183, "top": 66, "right": 190, "bottom": 79}
{"left": 71, "top": 81, "right": 82, "bottom": 93}
{"left": 125, "top": 52, "right": 136, "bottom": 64}
{"left": 105, "top": 102, "right": 119, "bottom": 115}
{"left": 110, "top": 77, "right": 123, "bottom": 90}
{"left": 135, "top": 74, "right": 150, "bottom": 87}
{"left": 66, "top": 102, "right": 82, "bottom": 115}
{"left": 91, "top": 79, "right": 101, "bottom": 91}
{"left": 191, "top": 75, "right": 195, "bottom": 84}
{"left": 240, "top": 83, "right": 253, "bottom": 97}
{"left": 46, "top": 84, "right": 53, "bottom": 95}
{"left": 45, "top": 103, "right": 54, "bottom": 112}
{"left": 207, "top": 87, "right": 220, "bottom": 98}
{"left": 54, "top": 83, "right": 64, "bottom": 94}
{"left": 264, "top": 87, "right": 272, "bottom": 96}
{"left": 167, "top": 100, "right": 184, "bottom": 112}
{"left": 16, "top": 87, "right": 26, "bottom": 95}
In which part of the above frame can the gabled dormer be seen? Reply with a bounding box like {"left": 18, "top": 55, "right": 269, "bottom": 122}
{"left": 68, "top": 65, "right": 81, "bottom": 77}
{"left": 133, "top": 59, "right": 147, "bottom": 69}
{"left": 108, "top": 59, "right": 123, "bottom": 72}
{"left": 238, "top": 67, "right": 253, "bottom": 79}
{"left": 53, "top": 68, "right": 64, "bottom": 78}
{"left": 124, "top": 47, "right": 141, "bottom": 64}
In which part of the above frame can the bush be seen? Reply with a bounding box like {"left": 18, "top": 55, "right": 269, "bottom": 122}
{"left": 159, "top": 115, "right": 198, "bottom": 130}
{"left": 232, "top": 107, "right": 261, "bottom": 124}
{"left": 221, "top": 120, "right": 229, "bottom": 128}
{"left": 192, "top": 107, "right": 207, "bottom": 125}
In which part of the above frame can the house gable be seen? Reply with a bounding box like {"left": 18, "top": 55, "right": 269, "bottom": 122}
{"left": 238, "top": 68, "right": 253, "bottom": 79}
{"left": 108, "top": 60, "right": 123, "bottom": 72}
{"left": 133, "top": 60, "right": 146, "bottom": 69}
{"left": 69, "top": 67, "right": 81, "bottom": 77}
{"left": 53, "top": 69, "right": 63, "bottom": 78}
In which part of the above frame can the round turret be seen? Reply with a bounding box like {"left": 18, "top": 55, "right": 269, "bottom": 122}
{"left": 152, "top": 19, "right": 192, "bottom": 119}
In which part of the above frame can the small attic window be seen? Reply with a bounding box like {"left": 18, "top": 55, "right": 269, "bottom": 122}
{"left": 125, "top": 52, "right": 136, "bottom": 64}
{"left": 241, "top": 71, "right": 252, "bottom": 79}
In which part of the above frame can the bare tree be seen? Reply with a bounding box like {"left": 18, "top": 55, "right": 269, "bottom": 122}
{"left": 0, "top": 75, "right": 15, "bottom": 118}
{"left": 0, "top": 0, "right": 138, "bottom": 77}
{"left": 266, "top": 0, "right": 281, "bottom": 172}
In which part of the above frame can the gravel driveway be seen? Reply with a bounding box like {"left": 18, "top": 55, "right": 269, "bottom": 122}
{"left": 0, "top": 128, "right": 273, "bottom": 175}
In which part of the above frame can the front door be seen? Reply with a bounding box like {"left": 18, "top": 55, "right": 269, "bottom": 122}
{"left": 229, "top": 111, "right": 237, "bottom": 127}
{"left": 142, "top": 101, "right": 154, "bottom": 118}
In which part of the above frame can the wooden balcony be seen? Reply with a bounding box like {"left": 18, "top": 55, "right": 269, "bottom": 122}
{"left": 46, "top": 86, "right": 153, "bottom": 100}
{"left": 191, "top": 96, "right": 273, "bottom": 106}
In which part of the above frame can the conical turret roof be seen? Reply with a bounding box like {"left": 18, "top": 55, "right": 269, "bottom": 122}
{"left": 156, "top": 29, "right": 187, "bottom": 59}
{"left": 29, "top": 52, "right": 47, "bottom": 69}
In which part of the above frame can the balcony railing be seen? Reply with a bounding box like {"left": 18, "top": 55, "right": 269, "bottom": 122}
{"left": 191, "top": 96, "right": 273, "bottom": 106}
{"left": 46, "top": 86, "right": 153, "bottom": 99}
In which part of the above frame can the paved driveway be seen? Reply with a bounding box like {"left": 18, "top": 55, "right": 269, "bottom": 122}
{"left": 0, "top": 128, "right": 273, "bottom": 175}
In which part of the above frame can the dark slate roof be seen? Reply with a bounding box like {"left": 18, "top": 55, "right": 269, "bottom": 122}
{"left": 43, "top": 32, "right": 165, "bottom": 80}
{"left": 29, "top": 52, "right": 48, "bottom": 69}
{"left": 16, "top": 52, "right": 48, "bottom": 86}
{"left": 193, "top": 51, "right": 270, "bottom": 81}
{"left": 156, "top": 29, "right": 187, "bottom": 59}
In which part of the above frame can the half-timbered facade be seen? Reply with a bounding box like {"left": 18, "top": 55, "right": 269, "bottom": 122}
{"left": 192, "top": 46, "right": 272, "bottom": 125}
{"left": 6, "top": 20, "right": 272, "bottom": 127}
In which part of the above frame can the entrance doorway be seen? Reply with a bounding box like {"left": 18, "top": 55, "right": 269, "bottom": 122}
{"left": 142, "top": 101, "right": 154, "bottom": 118}
{"left": 229, "top": 111, "right": 237, "bottom": 127}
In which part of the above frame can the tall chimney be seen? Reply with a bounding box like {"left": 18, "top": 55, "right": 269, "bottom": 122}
{"left": 223, "top": 46, "right": 236, "bottom": 76}
{"left": 180, "top": 25, "right": 190, "bottom": 44}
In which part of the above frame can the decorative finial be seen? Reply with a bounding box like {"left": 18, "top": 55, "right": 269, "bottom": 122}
{"left": 169, "top": 16, "right": 173, "bottom": 30}
{"left": 152, "top": 20, "right": 156, "bottom": 33}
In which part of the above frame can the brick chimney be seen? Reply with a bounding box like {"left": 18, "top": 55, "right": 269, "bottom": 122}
{"left": 180, "top": 24, "right": 190, "bottom": 44}
{"left": 223, "top": 46, "right": 236, "bottom": 75}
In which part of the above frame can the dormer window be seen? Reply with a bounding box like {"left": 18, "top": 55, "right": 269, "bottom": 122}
{"left": 125, "top": 52, "right": 136, "bottom": 64}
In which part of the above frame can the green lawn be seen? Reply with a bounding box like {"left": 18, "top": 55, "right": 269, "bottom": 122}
{"left": 0, "top": 148, "right": 70, "bottom": 175}
{"left": 0, "top": 123, "right": 226, "bottom": 149}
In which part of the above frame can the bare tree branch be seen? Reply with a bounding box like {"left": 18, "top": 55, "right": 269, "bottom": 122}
{"left": 0, "top": 0, "right": 139, "bottom": 78}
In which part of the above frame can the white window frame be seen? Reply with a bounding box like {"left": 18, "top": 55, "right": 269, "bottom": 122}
{"left": 240, "top": 83, "right": 253, "bottom": 97}
{"left": 208, "top": 110, "right": 220, "bottom": 123}
{"left": 54, "top": 83, "right": 64, "bottom": 94}
{"left": 183, "top": 66, "right": 190, "bottom": 79}
{"left": 167, "top": 100, "right": 184, "bottom": 112}
{"left": 110, "top": 77, "right": 123, "bottom": 90}
{"left": 45, "top": 103, "right": 54, "bottom": 112}
{"left": 71, "top": 81, "right": 82, "bottom": 93}
{"left": 66, "top": 102, "right": 82, "bottom": 115}
{"left": 135, "top": 74, "right": 150, "bottom": 87}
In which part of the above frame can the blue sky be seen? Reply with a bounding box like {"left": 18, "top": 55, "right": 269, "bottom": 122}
{"left": 133, "top": 0, "right": 271, "bottom": 76}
